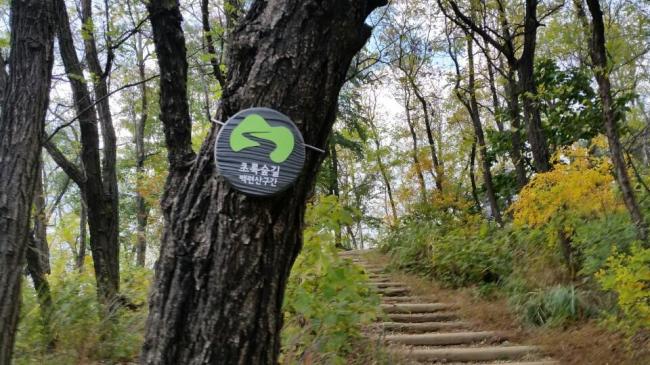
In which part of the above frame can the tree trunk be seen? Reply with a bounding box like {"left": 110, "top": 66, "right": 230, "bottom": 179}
{"left": 77, "top": 198, "right": 87, "bottom": 271}
{"left": 496, "top": 3, "right": 528, "bottom": 187}
{"left": 441, "top": 0, "right": 535, "bottom": 186}
{"left": 0, "top": 0, "right": 55, "bottom": 362}
{"left": 367, "top": 117, "right": 398, "bottom": 223}
{"left": 47, "top": 0, "right": 120, "bottom": 303}
{"left": 517, "top": 0, "right": 551, "bottom": 173}
{"left": 30, "top": 159, "right": 51, "bottom": 276}
{"left": 201, "top": 0, "right": 226, "bottom": 88}
{"left": 80, "top": 0, "right": 121, "bottom": 300}
{"left": 487, "top": 53, "right": 529, "bottom": 188}
{"left": 465, "top": 37, "right": 502, "bottom": 225}
{"left": 403, "top": 89, "right": 428, "bottom": 202}
{"left": 485, "top": 49, "right": 504, "bottom": 133}
{"left": 26, "top": 159, "right": 55, "bottom": 350}
{"left": 557, "top": 228, "right": 578, "bottom": 280}
{"left": 135, "top": 36, "right": 149, "bottom": 267}
{"left": 329, "top": 142, "right": 343, "bottom": 248}
{"left": 504, "top": 66, "right": 529, "bottom": 188}
{"left": 445, "top": 15, "right": 502, "bottom": 222}
{"left": 585, "top": 0, "right": 647, "bottom": 242}
{"left": 409, "top": 80, "right": 443, "bottom": 192}
{"left": 468, "top": 140, "right": 481, "bottom": 210}
{"left": 140, "top": 0, "right": 385, "bottom": 364}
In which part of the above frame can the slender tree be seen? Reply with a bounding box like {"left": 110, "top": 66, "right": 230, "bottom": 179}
{"left": 0, "top": 0, "right": 55, "bottom": 362}
{"left": 134, "top": 23, "right": 150, "bottom": 268}
{"left": 447, "top": 18, "right": 502, "bottom": 224}
{"left": 45, "top": 0, "right": 121, "bottom": 304}
{"left": 366, "top": 102, "right": 398, "bottom": 223}
{"left": 140, "top": 0, "right": 386, "bottom": 363}
{"left": 584, "top": 0, "right": 647, "bottom": 241}
{"left": 439, "top": 0, "right": 554, "bottom": 173}
{"left": 392, "top": 20, "right": 444, "bottom": 192}
{"left": 468, "top": 139, "right": 481, "bottom": 210}
{"left": 403, "top": 87, "right": 429, "bottom": 201}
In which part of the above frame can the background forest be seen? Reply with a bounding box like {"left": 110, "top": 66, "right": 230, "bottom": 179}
{"left": 3, "top": 0, "right": 649, "bottom": 363}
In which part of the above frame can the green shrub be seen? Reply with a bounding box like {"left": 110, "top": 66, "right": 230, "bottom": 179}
{"left": 509, "top": 285, "right": 594, "bottom": 327}
{"left": 281, "top": 196, "right": 381, "bottom": 365}
{"left": 380, "top": 203, "right": 512, "bottom": 288}
{"left": 429, "top": 222, "right": 513, "bottom": 287}
{"left": 14, "top": 259, "right": 150, "bottom": 365}
{"left": 573, "top": 212, "right": 637, "bottom": 276}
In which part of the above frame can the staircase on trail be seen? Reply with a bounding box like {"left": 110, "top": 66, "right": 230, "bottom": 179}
{"left": 340, "top": 250, "right": 558, "bottom": 365}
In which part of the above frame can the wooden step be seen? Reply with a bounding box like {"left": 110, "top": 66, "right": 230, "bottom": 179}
{"left": 372, "top": 282, "right": 408, "bottom": 288}
{"left": 368, "top": 275, "right": 391, "bottom": 280}
{"left": 364, "top": 267, "right": 385, "bottom": 272}
{"left": 482, "top": 361, "right": 558, "bottom": 365}
{"left": 381, "top": 303, "right": 453, "bottom": 313}
{"left": 377, "top": 287, "right": 410, "bottom": 296}
{"left": 393, "top": 345, "right": 539, "bottom": 362}
{"left": 338, "top": 252, "right": 355, "bottom": 255}
{"left": 384, "top": 331, "right": 501, "bottom": 346}
{"left": 381, "top": 296, "right": 437, "bottom": 303}
{"left": 365, "top": 270, "right": 385, "bottom": 274}
{"left": 367, "top": 277, "right": 391, "bottom": 283}
{"left": 387, "top": 312, "right": 458, "bottom": 322}
{"left": 378, "top": 321, "right": 469, "bottom": 333}
{"left": 377, "top": 288, "right": 411, "bottom": 296}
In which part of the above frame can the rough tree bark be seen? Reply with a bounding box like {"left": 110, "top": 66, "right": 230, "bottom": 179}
{"left": 80, "top": 0, "right": 121, "bottom": 297}
{"left": 0, "top": 0, "right": 55, "bottom": 362}
{"left": 585, "top": 0, "right": 647, "bottom": 241}
{"left": 141, "top": 0, "right": 386, "bottom": 364}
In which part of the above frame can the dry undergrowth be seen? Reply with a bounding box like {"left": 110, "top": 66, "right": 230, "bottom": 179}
{"left": 362, "top": 250, "right": 650, "bottom": 365}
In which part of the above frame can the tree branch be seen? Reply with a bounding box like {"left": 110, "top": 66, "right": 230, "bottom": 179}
{"left": 43, "top": 140, "right": 86, "bottom": 190}
{"left": 201, "top": 0, "right": 226, "bottom": 88}
{"left": 439, "top": 0, "right": 514, "bottom": 61}
{"left": 45, "top": 74, "right": 159, "bottom": 143}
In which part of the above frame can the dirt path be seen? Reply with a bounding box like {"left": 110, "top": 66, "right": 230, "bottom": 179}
{"left": 341, "top": 250, "right": 558, "bottom": 365}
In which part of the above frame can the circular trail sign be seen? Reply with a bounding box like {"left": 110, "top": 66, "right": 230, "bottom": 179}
{"left": 214, "top": 107, "right": 306, "bottom": 196}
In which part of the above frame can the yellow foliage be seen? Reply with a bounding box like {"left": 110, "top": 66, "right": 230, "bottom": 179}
{"left": 511, "top": 144, "right": 623, "bottom": 228}
{"left": 428, "top": 190, "right": 471, "bottom": 211}
{"left": 597, "top": 244, "right": 650, "bottom": 332}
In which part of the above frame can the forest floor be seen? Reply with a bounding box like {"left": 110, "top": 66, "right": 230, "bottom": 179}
{"left": 358, "top": 250, "right": 650, "bottom": 365}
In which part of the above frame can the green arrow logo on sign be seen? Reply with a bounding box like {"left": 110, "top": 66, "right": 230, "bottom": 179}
{"left": 229, "top": 114, "right": 295, "bottom": 163}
